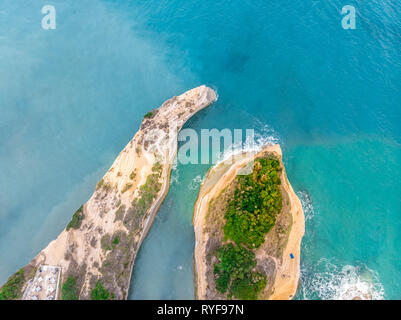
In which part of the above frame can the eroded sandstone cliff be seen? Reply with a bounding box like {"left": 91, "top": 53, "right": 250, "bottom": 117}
{"left": 1, "top": 86, "right": 216, "bottom": 300}
{"left": 193, "top": 145, "right": 305, "bottom": 300}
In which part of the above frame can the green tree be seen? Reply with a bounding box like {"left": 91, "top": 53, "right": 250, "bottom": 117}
{"left": 0, "top": 269, "right": 25, "bottom": 300}
{"left": 61, "top": 276, "right": 79, "bottom": 300}
{"left": 213, "top": 157, "right": 281, "bottom": 299}
{"left": 66, "top": 205, "right": 84, "bottom": 231}
{"left": 223, "top": 157, "right": 282, "bottom": 248}
{"left": 91, "top": 281, "right": 111, "bottom": 300}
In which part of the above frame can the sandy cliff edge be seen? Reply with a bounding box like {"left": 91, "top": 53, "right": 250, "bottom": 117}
{"left": 1, "top": 85, "right": 217, "bottom": 300}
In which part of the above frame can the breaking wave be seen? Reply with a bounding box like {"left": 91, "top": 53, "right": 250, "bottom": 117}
{"left": 300, "top": 260, "right": 385, "bottom": 300}
{"left": 297, "top": 191, "right": 315, "bottom": 222}
{"left": 296, "top": 190, "right": 384, "bottom": 300}
{"left": 170, "top": 159, "right": 180, "bottom": 185}
{"left": 216, "top": 124, "right": 279, "bottom": 165}
{"left": 188, "top": 174, "right": 204, "bottom": 190}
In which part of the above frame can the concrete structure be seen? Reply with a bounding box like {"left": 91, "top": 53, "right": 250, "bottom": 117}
{"left": 22, "top": 265, "right": 61, "bottom": 300}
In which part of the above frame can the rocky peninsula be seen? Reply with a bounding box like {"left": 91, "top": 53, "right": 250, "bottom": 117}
{"left": 0, "top": 86, "right": 217, "bottom": 300}
{"left": 193, "top": 145, "right": 305, "bottom": 300}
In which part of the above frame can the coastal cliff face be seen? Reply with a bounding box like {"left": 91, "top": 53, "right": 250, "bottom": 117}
{"left": 193, "top": 145, "right": 305, "bottom": 300}
{"left": 1, "top": 86, "right": 216, "bottom": 300}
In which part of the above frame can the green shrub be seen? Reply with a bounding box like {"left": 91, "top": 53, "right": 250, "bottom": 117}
{"left": 96, "top": 179, "right": 104, "bottom": 189}
{"left": 152, "top": 162, "right": 162, "bottom": 174}
{"left": 223, "top": 157, "right": 282, "bottom": 249}
{"left": 213, "top": 243, "right": 266, "bottom": 299}
{"left": 66, "top": 205, "right": 84, "bottom": 231}
{"left": 214, "top": 243, "right": 256, "bottom": 284}
{"left": 230, "top": 272, "right": 266, "bottom": 300}
{"left": 214, "top": 270, "right": 230, "bottom": 293}
{"left": 121, "top": 183, "right": 133, "bottom": 194}
{"left": 213, "top": 243, "right": 255, "bottom": 294}
{"left": 129, "top": 170, "right": 137, "bottom": 180}
{"left": 212, "top": 157, "right": 281, "bottom": 299}
{"left": 131, "top": 163, "right": 162, "bottom": 216}
{"left": 91, "top": 281, "right": 111, "bottom": 300}
{"left": 144, "top": 111, "right": 154, "bottom": 119}
{"left": 96, "top": 179, "right": 111, "bottom": 191}
{"left": 61, "top": 276, "right": 79, "bottom": 300}
{"left": 0, "top": 269, "right": 25, "bottom": 300}
{"left": 112, "top": 237, "right": 119, "bottom": 245}
{"left": 101, "top": 234, "right": 120, "bottom": 251}
{"left": 229, "top": 278, "right": 255, "bottom": 300}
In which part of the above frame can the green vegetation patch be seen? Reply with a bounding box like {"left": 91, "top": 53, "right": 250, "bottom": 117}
{"left": 130, "top": 162, "right": 162, "bottom": 217}
{"left": 66, "top": 205, "right": 84, "bottom": 231}
{"left": 101, "top": 233, "right": 122, "bottom": 251}
{"left": 213, "top": 156, "right": 282, "bottom": 299}
{"left": 61, "top": 275, "right": 79, "bottom": 300}
{"left": 91, "top": 281, "right": 113, "bottom": 300}
{"left": 129, "top": 170, "right": 137, "bottom": 180}
{"left": 121, "top": 183, "right": 133, "bottom": 194}
{"left": 0, "top": 269, "right": 25, "bottom": 300}
{"left": 98, "top": 230, "right": 132, "bottom": 297}
{"left": 213, "top": 243, "right": 266, "bottom": 300}
{"left": 96, "top": 178, "right": 111, "bottom": 191}
{"left": 144, "top": 111, "right": 154, "bottom": 119}
{"left": 229, "top": 272, "right": 267, "bottom": 300}
{"left": 224, "top": 157, "right": 282, "bottom": 249}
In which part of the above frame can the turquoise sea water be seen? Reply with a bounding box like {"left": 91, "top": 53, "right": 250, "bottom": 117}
{"left": 1, "top": 0, "right": 400, "bottom": 299}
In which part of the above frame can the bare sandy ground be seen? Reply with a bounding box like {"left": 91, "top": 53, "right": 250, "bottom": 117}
{"left": 267, "top": 157, "right": 305, "bottom": 300}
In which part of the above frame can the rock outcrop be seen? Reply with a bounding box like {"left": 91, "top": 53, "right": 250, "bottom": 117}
{"left": 193, "top": 145, "right": 305, "bottom": 300}
{"left": 1, "top": 86, "right": 217, "bottom": 300}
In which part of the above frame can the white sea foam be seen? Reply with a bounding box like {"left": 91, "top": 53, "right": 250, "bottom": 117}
{"left": 297, "top": 191, "right": 385, "bottom": 300}
{"left": 170, "top": 159, "right": 180, "bottom": 185}
{"left": 297, "top": 191, "right": 315, "bottom": 222}
{"left": 216, "top": 124, "right": 279, "bottom": 165}
{"left": 188, "top": 174, "right": 204, "bottom": 190}
{"left": 301, "top": 259, "right": 385, "bottom": 300}
{"left": 297, "top": 192, "right": 385, "bottom": 300}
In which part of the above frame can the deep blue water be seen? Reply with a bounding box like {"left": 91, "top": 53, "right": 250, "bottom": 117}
{"left": 0, "top": 0, "right": 400, "bottom": 299}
